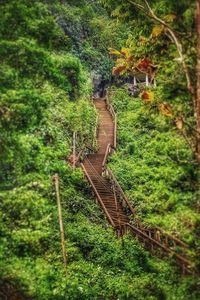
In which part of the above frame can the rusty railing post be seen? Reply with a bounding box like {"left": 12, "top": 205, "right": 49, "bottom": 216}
{"left": 52, "top": 174, "right": 67, "bottom": 275}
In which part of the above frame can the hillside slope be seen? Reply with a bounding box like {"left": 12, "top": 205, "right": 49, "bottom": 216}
{"left": 0, "top": 1, "right": 199, "bottom": 299}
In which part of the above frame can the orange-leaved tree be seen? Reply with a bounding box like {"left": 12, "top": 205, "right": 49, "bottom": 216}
{"left": 109, "top": 47, "right": 157, "bottom": 78}
{"left": 109, "top": 47, "right": 174, "bottom": 117}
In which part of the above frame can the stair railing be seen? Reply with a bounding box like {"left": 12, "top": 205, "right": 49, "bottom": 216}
{"left": 93, "top": 115, "right": 99, "bottom": 149}
{"left": 102, "top": 164, "right": 196, "bottom": 273}
{"left": 133, "top": 222, "right": 189, "bottom": 249}
{"left": 105, "top": 98, "right": 117, "bottom": 148}
{"left": 76, "top": 96, "right": 197, "bottom": 275}
{"left": 121, "top": 223, "right": 195, "bottom": 275}
{"left": 102, "top": 167, "right": 135, "bottom": 216}
{"left": 102, "top": 143, "right": 113, "bottom": 169}
{"left": 75, "top": 145, "right": 96, "bottom": 167}
{"left": 100, "top": 100, "right": 196, "bottom": 275}
{"left": 84, "top": 157, "right": 112, "bottom": 191}
{"left": 81, "top": 161, "right": 115, "bottom": 227}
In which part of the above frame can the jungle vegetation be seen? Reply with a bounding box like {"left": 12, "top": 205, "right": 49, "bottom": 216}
{"left": 0, "top": 0, "right": 199, "bottom": 299}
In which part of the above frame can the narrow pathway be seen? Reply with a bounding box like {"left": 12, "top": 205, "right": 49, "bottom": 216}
{"left": 80, "top": 98, "right": 195, "bottom": 275}
{"left": 83, "top": 99, "right": 129, "bottom": 227}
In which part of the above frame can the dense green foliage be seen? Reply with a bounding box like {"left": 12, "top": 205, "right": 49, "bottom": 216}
{"left": 102, "top": 0, "right": 196, "bottom": 128}
{"left": 102, "top": 0, "right": 199, "bottom": 250}
{"left": 0, "top": 0, "right": 200, "bottom": 299}
{"left": 51, "top": 0, "right": 128, "bottom": 81}
{"left": 109, "top": 87, "right": 199, "bottom": 245}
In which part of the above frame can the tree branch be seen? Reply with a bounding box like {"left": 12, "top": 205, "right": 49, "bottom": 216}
{"left": 127, "top": 0, "right": 146, "bottom": 11}
{"left": 143, "top": 0, "right": 193, "bottom": 93}
{"left": 127, "top": 0, "right": 194, "bottom": 97}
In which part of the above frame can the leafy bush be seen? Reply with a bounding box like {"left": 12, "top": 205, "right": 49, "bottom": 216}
{"left": 109, "top": 87, "right": 199, "bottom": 246}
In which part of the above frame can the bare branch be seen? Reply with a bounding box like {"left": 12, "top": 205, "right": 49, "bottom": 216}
{"left": 127, "top": 0, "right": 193, "bottom": 95}
{"left": 180, "top": 130, "right": 196, "bottom": 153}
{"left": 127, "top": 0, "right": 152, "bottom": 18}
{"left": 127, "top": 0, "right": 146, "bottom": 11}
{"left": 142, "top": 1, "right": 192, "bottom": 90}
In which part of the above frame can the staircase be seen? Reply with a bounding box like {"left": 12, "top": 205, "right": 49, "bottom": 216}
{"left": 79, "top": 98, "right": 196, "bottom": 275}
{"left": 82, "top": 99, "right": 129, "bottom": 228}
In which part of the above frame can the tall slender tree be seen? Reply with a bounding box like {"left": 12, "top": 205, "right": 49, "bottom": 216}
{"left": 196, "top": 0, "right": 200, "bottom": 163}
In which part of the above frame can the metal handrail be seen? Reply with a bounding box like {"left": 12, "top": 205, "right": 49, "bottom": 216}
{"left": 102, "top": 143, "right": 112, "bottom": 169}
{"left": 105, "top": 98, "right": 117, "bottom": 149}
{"left": 84, "top": 157, "right": 112, "bottom": 191}
{"left": 105, "top": 167, "right": 191, "bottom": 254}
{"left": 76, "top": 96, "right": 196, "bottom": 274}
{"left": 105, "top": 167, "right": 136, "bottom": 215}
{"left": 143, "top": 225, "right": 189, "bottom": 249}
{"left": 75, "top": 145, "right": 96, "bottom": 166}
{"left": 102, "top": 97, "right": 191, "bottom": 256}
{"left": 81, "top": 163, "right": 115, "bottom": 227}
{"left": 93, "top": 115, "right": 99, "bottom": 148}
{"left": 123, "top": 223, "right": 195, "bottom": 274}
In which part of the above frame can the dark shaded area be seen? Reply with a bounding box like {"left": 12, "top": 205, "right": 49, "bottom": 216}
{"left": 0, "top": 281, "right": 31, "bottom": 300}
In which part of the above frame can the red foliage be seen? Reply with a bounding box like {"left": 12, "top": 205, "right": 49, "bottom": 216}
{"left": 137, "top": 58, "right": 152, "bottom": 71}
{"left": 112, "top": 65, "right": 126, "bottom": 75}
{"left": 141, "top": 90, "right": 154, "bottom": 102}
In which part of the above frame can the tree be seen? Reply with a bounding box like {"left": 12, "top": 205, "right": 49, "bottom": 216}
{"left": 103, "top": 0, "right": 200, "bottom": 163}
{"left": 196, "top": 0, "right": 200, "bottom": 163}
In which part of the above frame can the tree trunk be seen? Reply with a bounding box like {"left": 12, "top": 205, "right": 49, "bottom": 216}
{"left": 196, "top": 0, "right": 200, "bottom": 163}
